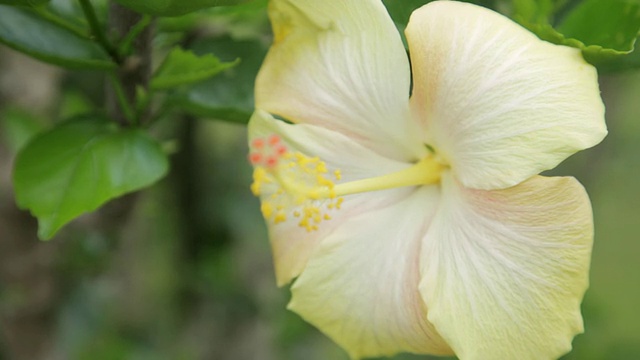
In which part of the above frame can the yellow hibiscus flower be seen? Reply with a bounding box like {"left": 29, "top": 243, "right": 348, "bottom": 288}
{"left": 248, "top": 1, "right": 607, "bottom": 359}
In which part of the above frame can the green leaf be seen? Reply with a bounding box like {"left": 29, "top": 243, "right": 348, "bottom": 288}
{"left": 512, "top": 0, "right": 557, "bottom": 24}
{"left": 0, "top": 0, "right": 49, "bottom": 7}
{"left": 0, "top": 5, "right": 114, "bottom": 69}
{"left": 557, "top": 0, "right": 640, "bottom": 54}
{"left": 150, "top": 48, "right": 239, "bottom": 91}
{"left": 113, "top": 0, "right": 251, "bottom": 17}
{"left": 171, "top": 37, "right": 267, "bottom": 124}
{"left": 13, "top": 116, "right": 169, "bottom": 240}
{"left": 513, "top": 0, "right": 640, "bottom": 68}
{"left": 584, "top": 42, "right": 640, "bottom": 72}
{"left": 0, "top": 107, "right": 47, "bottom": 153}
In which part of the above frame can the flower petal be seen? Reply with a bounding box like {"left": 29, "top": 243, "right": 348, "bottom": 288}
{"left": 248, "top": 110, "right": 411, "bottom": 286}
{"left": 256, "top": 0, "right": 423, "bottom": 161}
{"left": 288, "top": 185, "right": 452, "bottom": 359}
{"left": 406, "top": 1, "right": 607, "bottom": 190}
{"left": 420, "top": 173, "right": 593, "bottom": 360}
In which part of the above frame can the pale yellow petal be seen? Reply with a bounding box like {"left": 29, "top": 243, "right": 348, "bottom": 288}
{"left": 289, "top": 186, "right": 452, "bottom": 359}
{"left": 420, "top": 173, "right": 593, "bottom": 360}
{"left": 256, "top": 0, "right": 423, "bottom": 161}
{"left": 407, "top": 1, "right": 606, "bottom": 190}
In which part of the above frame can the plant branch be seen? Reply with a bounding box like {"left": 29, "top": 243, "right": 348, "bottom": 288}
{"left": 78, "top": 0, "right": 120, "bottom": 62}
{"left": 105, "top": 1, "right": 154, "bottom": 126}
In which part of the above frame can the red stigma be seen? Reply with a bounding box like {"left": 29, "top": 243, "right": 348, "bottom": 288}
{"left": 266, "top": 156, "right": 278, "bottom": 168}
{"left": 275, "top": 145, "right": 287, "bottom": 155}
{"left": 252, "top": 138, "right": 265, "bottom": 149}
{"left": 268, "top": 134, "right": 281, "bottom": 146}
{"left": 249, "top": 152, "right": 263, "bottom": 165}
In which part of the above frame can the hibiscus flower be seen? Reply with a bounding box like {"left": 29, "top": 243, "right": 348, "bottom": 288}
{"left": 247, "top": 1, "right": 607, "bottom": 359}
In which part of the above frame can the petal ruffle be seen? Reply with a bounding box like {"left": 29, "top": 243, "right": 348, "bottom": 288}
{"left": 248, "top": 110, "right": 411, "bottom": 286}
{"left": 288, "top": 186, "right": 452, "bottom": 359}
{"left": 420, "top": 173, "right": 593, "bottom": 360}
{"left": 406, "top": 1, "right": 606, "bottom": 190}
{"left": 256, "top": 0, "right": 423, "bottom": 161}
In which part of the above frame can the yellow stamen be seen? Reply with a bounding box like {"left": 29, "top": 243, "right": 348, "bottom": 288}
{"left": 317, "top": 156, "right": 443, "bottom": 198}
{"left": 249, "top": 135, "right": 444, "bottom": 232}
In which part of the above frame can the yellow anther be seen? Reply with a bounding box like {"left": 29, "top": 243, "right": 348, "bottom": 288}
{"left": 249, "top": 137, "right": 341, "bottom": 232}
{"left": 261, "top": 203, "right": 274, "bottom": 218}
{"left": 274, "top": 212, "right": 287, "bottom": 224}
{"left": 250, "top": 134, "right": 445, "bottom": 233}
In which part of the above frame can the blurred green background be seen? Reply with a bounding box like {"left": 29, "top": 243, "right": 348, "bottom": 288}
{"left": 1, "top": 1, "right": 639, "bottom": 360}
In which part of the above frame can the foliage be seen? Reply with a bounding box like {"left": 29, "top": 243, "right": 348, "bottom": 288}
{"left": 150, "top": 47, "right": 239, "bottom": 90}
{"left": 13, "top": 117, "right": 169, "bottom": 240}
{"left": 0, "top": 0, "right": 268, "bottom": 239}
{"left": 0, "top": 5, "right": 114, "bottom": 69}
{"left": 113, "top": 0, "right": 251, "bottom": 16}
{"left": 513, "top": 0, "right": 640, "bottom": 71}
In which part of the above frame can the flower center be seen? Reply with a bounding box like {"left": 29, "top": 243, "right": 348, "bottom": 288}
{"left": 249, "top": 135, "right": 444, "bottom": 231}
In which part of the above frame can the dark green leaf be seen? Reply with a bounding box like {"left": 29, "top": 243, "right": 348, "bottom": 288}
{"left": 513, "top": 0, "right": 640, "bottom": 69}
{"left": 0, "top": 0, "right": 49, "bottom": 7}
{"left": 150, "top": 48, "right": 239, "bottom": 91}
{"left": 171, "top": 37, "right": 267, "bottom": 124}
{"left": 13, "top": 116, "right": 169, "bottom": 240}
{"left": 584, "top": 43, "right": 640, "bottom": 72}
{"left": 113, "top": 0, "right": 251, "bottom": 17}
{"left": 558, "top": 0, "right": 640, "bottom": 54}
{"left": 0, "top": 5, "right": 114, "bottom": 69}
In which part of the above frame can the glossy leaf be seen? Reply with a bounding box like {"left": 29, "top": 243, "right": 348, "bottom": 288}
{"left": 157, "top": 0, "right": 267, "bottom": 34}
{"left": 0, "top": 0, "right": 49, "bottom": 7}
{"left": 13, "top": 117, "right": 169, "bottom": 240}
{"left": 585, "top": 44, "right": 640, "bottom": 72}
{"left": 513, "top": 0, "right": 640, "bottom": 72}
{"left": 150, "top": 48, "right": 239, "bottom": 90}
{"left": 112, "top": 0, "right": 250, "bottom": 17}
{"left": 0, "top": 5, "right": 114, "bottom": 69}
{"left": 558, "top": 0, "right": 640, "bottom": 54}
{"left": 171, "top": 37, "right": 267, "bottom": 124}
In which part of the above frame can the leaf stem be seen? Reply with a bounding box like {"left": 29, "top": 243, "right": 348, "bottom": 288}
{"left": 118, "top": 15, "right": 152, "bottom": 57}
{"left": 108, "top": 73, "right": 136, "bottom": 124}
{"left": 78, "top": 0, "right": 120, "bottom": 62}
